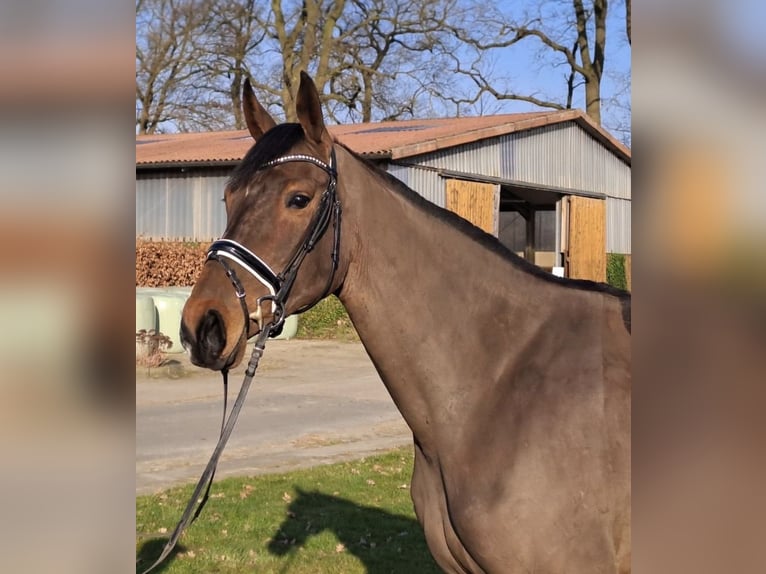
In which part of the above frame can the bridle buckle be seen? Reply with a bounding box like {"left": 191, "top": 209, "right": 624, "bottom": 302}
{"left": 254, "top": 295, "right": 285, "bottom": 337}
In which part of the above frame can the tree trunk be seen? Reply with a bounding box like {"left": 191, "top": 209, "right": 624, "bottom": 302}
{"left": 362, "top": 70, "right": 373, "bottom": 122}
{"left": 574, "top": 0, "right": 606, "bottom": 125}
{"left": 230, "top": 71, "right": 244, "bottom": 130}
{"left": 584, "top": 75, "right": 601, "bottom": 124}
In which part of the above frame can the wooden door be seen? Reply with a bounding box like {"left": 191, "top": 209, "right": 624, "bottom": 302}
{"left": 445, "top": 179, "right": 499, "bottom": 235}
{"left": 566, "top": 195, "right": 606, "bottom": 282}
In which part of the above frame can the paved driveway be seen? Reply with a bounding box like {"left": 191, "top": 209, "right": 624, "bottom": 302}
{"left": 136, "top": 340, "right": 411, "bottom": 495}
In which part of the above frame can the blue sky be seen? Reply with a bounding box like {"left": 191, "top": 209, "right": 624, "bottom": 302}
{"left": 444, "top": 0, "right": 631, "bottom": 141}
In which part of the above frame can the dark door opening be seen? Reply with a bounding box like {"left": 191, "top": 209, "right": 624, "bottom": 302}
{"left": 498, "top": 186, "right": 559, "bottom": 271}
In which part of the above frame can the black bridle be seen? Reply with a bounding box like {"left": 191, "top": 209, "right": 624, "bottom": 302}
{"left": 140, "top": 147, "right": 342, "bottom": 574}
{"left": 207, "top": 147, "right": 341, "bottom": 338}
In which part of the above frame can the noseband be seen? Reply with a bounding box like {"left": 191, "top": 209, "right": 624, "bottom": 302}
{"left": 207, "top": 147, "right": 342, "bottom": 339}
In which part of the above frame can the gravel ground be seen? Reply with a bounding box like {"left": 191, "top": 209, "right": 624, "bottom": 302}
{"left": 136, "top": 339, "right": 412, "bottom": 495}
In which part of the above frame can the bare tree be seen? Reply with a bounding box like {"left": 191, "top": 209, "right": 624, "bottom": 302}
{"left": 451, "top": 0, "right": 614, "bottom": 125}
{"left": 136, "top": 0, "right": 629, "bottom": 141}
{"left": 197, "top": 0, "right": 269, "bottom": 129}
{"left": 135, "top": 0, "right": 214, "bottom": 133}
{"left": 247, "top": 0, "right": 347, "bottom": 122}
{"left": 138, "top": 0, "right": 468, "bottom": 129}
{"left": 603, "top": 68, "right": 630, "bottom": 145}
{"left": 199, "top": 0, "right": 348, "bottom": 124}
{"left": 325, "top": 0, "right": 462, "bottom": 123}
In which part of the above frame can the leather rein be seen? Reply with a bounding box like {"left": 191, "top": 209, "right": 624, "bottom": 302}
{"left": 140, "top": 148, "right": 341, "bottom": 573}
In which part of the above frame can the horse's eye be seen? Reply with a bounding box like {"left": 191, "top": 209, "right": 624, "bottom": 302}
{"left": 287, "top": 193, "right": 311, "bottom": 209}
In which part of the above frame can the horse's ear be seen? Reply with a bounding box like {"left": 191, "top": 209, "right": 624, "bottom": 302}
{"left": 243, "top": 78, "right": 277, "bottom": 141}
{"left": 296, "top": 71, "right": 328, "bottom": 146}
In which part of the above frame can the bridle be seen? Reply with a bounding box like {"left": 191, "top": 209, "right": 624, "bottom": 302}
{"left": 140, "top": 147, "right": 342, "bottom": 574}
{"left": 207, "top": 147, "right": 341, "bottom": 340}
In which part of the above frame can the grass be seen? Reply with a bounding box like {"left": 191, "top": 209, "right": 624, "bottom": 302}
{"left": 606, "top": 253, "right": 628, "bottom": 291}
{"left": 136, "top": 447, "right": 438, "bottom": 573}
{"left": 296, "top": 295, "right": 359, "bottom": 341}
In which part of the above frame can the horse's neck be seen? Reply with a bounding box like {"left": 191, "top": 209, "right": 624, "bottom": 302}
{"left": 336, "top": 156, "right": 561, "bottom": 442}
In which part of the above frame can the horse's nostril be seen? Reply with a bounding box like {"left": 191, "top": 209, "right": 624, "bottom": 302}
{"left": 180, "top": 319, "right": 194, "bottom": 350}
{"left": 197, "top": 309, "right": 226, "bottom": 361}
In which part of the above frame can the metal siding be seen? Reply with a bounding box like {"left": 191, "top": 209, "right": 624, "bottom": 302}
{"left": 137, "top": 170, "right": 229, "bottom": 240}
{"left": 501, "top": 123, "right": 631, "bottom": 199}
{"left": 606, "top": 197, "right": 631, "bottom": 254}
{"left": 386, "top": 163, "right": 444, "bottom": 207}
{"left": 402, "top": 122, "right": 629, "bottom": 200}
{"left": 195, "top": 174, "right": 229, "bottom": 239}
{"left": 166, "top": 178, "right": 192, "bottom": 238}
{"left": 136, "top": 176, "right": 165, "bottom": 239}
{"left": 386, "top": 163, "right": 409, "bottom": 187}
{"left": 408, "top": 167, "right": 445, "bottom": 207}
{"left": 417, "top": 139, "right": 503, "bottom": 178}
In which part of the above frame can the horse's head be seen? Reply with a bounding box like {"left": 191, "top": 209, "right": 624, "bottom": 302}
{"left": 181, "top": 72, "right": 344, "bottom": 371}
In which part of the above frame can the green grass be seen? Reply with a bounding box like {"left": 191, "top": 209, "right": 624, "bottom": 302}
{"left": 296, "top": 296, "right": 359, "bottom": 341}
{"left": 136, "top": 447, "right": 438, "bottom": 573}
{"left": 606, "top": 253, "right": 628, "bottom": 291}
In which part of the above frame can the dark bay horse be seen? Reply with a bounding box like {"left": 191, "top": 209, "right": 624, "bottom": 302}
{"left": 180, "top": 72, "right": 631, "bottom": 573}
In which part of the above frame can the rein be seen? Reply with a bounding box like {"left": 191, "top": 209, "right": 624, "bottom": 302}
{"left": 140, "top": 148, "right": 341, "bottom": 573}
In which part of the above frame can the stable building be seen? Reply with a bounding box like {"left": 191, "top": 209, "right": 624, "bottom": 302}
{"left": 136, "top": 109, "right": 630, "bottom": 283}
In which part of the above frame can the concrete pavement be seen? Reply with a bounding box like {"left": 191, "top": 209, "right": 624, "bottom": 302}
{"left": 136, "top": 339, "right": 411, "bottom": 495}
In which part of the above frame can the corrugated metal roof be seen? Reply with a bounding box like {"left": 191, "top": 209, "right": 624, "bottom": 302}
{"left": 136, "top": 109, "right": 630, "bottom": 168}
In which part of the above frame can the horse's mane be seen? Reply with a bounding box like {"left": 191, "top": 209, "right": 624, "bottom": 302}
{"left": 336, "top": 142, "right": 631, "bottom": 304}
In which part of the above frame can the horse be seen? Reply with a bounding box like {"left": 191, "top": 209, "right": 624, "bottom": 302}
{"left": 180, "top": 71, "right": 631, "bottom": 573}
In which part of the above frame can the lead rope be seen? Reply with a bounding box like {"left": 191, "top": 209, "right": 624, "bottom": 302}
{"left": 140, "top": 326, "right": 273, "bottom": 574}
{"left": 190, "top": 367, "right": 227, "bottom": 524}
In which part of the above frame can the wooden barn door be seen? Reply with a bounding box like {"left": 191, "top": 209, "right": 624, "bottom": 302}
{"left": 566, "top": 196, "right": 606, "bottom": 282}
{"left": 445, "top": 179, "right": 499, "bottom": 235}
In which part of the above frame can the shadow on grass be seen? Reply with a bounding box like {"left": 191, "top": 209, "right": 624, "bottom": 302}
{"left": 269, "top": 487, "right": 440, "bottom": 573}
{"left": 135, "top": 537, "right": 187, "bottom": 573}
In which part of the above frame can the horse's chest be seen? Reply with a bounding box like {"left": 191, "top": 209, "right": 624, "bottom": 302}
{"left": 410, "top": 446, "right": 493, "bottom": 572}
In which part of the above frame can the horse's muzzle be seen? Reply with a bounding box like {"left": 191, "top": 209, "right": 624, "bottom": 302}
{"left": 180, "top": 309, "right": 232, "bottom": 370}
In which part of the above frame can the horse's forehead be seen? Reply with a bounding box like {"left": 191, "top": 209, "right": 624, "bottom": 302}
{"left": 239, "top": 144, "right": 325, "bottom": 189}
{"left": 226, "top": 150, "right": 324, "bottom": 226}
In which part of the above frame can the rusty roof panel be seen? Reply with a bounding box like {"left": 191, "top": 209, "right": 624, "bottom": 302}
{"left": 136, "top": 110, "right": 630, "bottom": 168}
